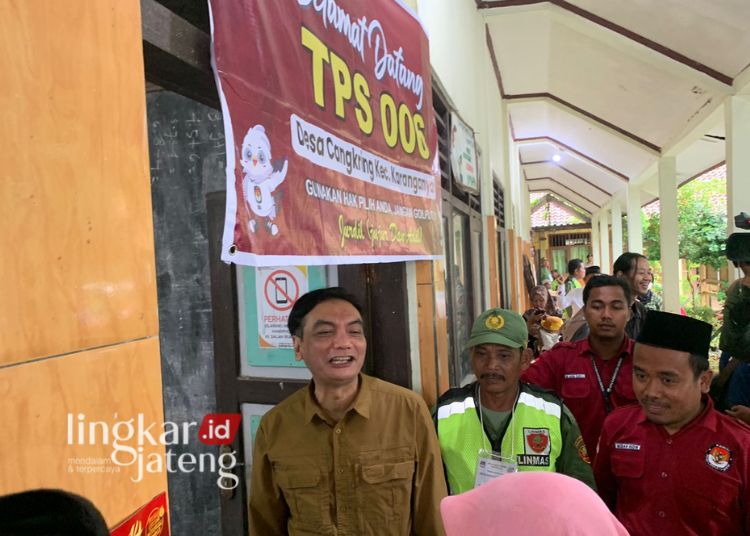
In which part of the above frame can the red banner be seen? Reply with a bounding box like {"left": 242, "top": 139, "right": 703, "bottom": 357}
{"left": 210, "top": 0, "right": 442, "bottom": 266}
{"left": 110, "top": 492, "right": 169, "bottom": 536}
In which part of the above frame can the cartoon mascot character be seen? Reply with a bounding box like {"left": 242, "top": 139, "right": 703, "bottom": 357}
{"left": 240, "top": 125, "right": 288, "bottom": 236}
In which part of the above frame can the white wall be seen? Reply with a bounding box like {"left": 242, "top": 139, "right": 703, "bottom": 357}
{"left": 417, "top": 2, "right": 528, "bottom": 253}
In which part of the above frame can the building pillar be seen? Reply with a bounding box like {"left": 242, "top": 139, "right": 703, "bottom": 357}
{"left": 726, "top": 95, "right": 750, "bottom": 235}
{"left": 627, "top": 183, "right": 643, "bottom": 254}
{"left": 611, "top": 199, "right": 623, "bottom": 262}
{"left": 599, "top": 209, "right": 611, "bottom": 273}
{"left": 659, "top": 156, "right": 680, "bottom": 313}
{"left": 591, "top": 213, "right": 600, "bottom": 266}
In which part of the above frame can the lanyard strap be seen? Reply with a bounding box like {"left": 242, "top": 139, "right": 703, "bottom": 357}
{"left": 477, "top": 384, "right": 519, "bottom": 461}
{"left": 590, "top": 355, "right": 624, "bottom": 414}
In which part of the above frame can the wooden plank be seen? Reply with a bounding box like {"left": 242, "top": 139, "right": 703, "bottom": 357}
{"left": 507, "top": 229, "right": 518, "bottom": 311}
{"left": 486, "top": 217, "right": 499, "bottom": 307}
{"left": 433, "top": 260, "right": 450, "bottom": 396}
{"left": 417, "top": 282, "right": 438, "bottom": 407}
{"left": 369, "top": 263, "right": 412, "bottom": 388}
{"left": 206, "top": 191, "right": 248, "bottom": 536}
{"left": 415, "top": 260, "right": 433, "bottom": 285}
{"left": 0, "top": 339, "right": 167, "bottom": 526}
{"left": 2, "top": 0, "right": 158, "bottom": 365}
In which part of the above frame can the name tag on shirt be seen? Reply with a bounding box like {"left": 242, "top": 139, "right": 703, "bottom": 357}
{"left": 615, "top": 442, "right": 641, "bottom": 451}
{"left": 564, "top": 373, "right": 586, "bottom": 379}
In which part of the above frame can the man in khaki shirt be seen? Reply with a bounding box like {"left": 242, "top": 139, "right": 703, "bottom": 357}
{"left": 249, "top": 287, "right": 447, "bottom": 535}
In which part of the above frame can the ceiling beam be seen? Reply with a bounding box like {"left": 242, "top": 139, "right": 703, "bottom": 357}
{"left": 515, "top": 136, "right": 629, "bottom": 182}
{"left": 528, "top": 161, "right": 616, "bottom": 196}
{"left": 485, "top": 25, "right": 506, "bottom": 98}
{"left": 734, "top": 64, "right": 750, "bottom": 95}
{"left": 506, "top": 95, "right": 661, "bottom": 155}
{"left": 528, "top": 187, "right": 594, "bottom": 216}
{"left": 662, "top": 101, "right": 724, "bottom": 157}
{"left": 521, "top": 160, "right": 614, "bottom": 196}
{"left": 533, "top": 192, "right": 592, "bottom": 218}
{"left": 479, "top": 0, "right": 733, "bottom": 88}
{"left": 526, "top": 177, "right": 600, "bottom": 209}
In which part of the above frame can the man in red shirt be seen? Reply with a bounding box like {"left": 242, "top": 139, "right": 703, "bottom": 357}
{"left": 594, "top": 311, "right": 750, "bottom": 536}
{"left": 522, "top": 275, "right": 636, "bottom": 462}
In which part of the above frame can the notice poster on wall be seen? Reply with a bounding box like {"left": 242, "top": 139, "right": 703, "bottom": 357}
{"left": 210, "top": 0, "right": 442, "bottom": 266}
{"left": 254, "top": 266, "right": 309, "bottom": 349}
{"left": 450, "top": 112, "right": 478, "bottom": 193}
{"left": 238, "top": 265, "right": 327, "bottom": 370}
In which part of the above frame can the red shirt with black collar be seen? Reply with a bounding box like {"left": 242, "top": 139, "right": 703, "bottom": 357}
{"left": 594, "top": 398, "right": 750, "bottom": 536}
{"left": 521, "top": 337, "right": 636, "bottom": 462}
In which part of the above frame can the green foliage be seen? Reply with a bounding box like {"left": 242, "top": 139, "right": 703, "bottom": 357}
{"left": 717, "top": 280, "right": 730, "bottom": 304}
{"left": 642, "top": 212, "right": 661, "bottom": 262}
{"left": 684, "top": 304, "right": 716, "bottom": 324}
{"left": 684, "top": 305, "right": 721, "bottom": 348}
{"left": 641, "top": 176, "right": 727, "bottom": 270}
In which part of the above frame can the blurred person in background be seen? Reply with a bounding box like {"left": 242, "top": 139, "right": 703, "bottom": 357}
{"left": 563, "top": 252, "right": 649, "bottom": 343}
{"left": 524, "top": 285, "right": 562, "bottom": 357}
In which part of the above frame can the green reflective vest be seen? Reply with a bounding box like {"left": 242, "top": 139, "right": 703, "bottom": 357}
{"left": 436, "top": 387, "right": 563, "bottom": 495}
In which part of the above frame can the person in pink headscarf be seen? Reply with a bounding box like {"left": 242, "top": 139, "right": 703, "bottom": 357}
{"left": 440, "top": 472, "right": 629, "bottom": 536}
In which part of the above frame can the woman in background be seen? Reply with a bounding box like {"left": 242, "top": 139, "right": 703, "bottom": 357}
{"left": 523, "top": 285, "right": 561, "bottom": 357}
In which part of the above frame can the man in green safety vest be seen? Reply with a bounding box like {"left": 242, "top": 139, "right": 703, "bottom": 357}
{"left": 434, "top": 308, "right": 595, "bottom": 495}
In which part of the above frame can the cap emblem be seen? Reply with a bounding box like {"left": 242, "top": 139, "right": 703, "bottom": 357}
{"left": 485, "top": 314, "right": 505, "bottom": 331}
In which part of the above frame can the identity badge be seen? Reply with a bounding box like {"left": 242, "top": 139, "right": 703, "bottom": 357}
{"left": 474, "top": 450, "right": 517, "bottom": 488}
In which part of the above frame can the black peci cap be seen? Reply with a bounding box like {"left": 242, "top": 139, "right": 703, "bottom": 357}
{"left": 636, "top": 310, "right": 713, "bottom": 359}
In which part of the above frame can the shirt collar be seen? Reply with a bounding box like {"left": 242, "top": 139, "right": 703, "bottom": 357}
{"left": 580, "top": 335, "right": 633, "bottom": 360}
{"left": 303, "top": 373, "right": 372, "bottom": 424}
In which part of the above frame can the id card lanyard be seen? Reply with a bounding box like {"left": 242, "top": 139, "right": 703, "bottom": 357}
{"left": 474, "top": 385, "right": 519, "bottom": 487}
{"left": 590, "top": 355, "right": 624, "bottom": 414}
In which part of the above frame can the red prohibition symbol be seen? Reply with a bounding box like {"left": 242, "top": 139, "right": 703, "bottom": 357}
{"left": 263, "top": 269, "right": 299, "bottom": 312}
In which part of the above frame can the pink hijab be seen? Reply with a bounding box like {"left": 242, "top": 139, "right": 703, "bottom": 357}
{"left": 440, "top": 472, "right": 629, "bottom": 536}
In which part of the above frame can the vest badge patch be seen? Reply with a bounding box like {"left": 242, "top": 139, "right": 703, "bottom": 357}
{"left": 575, "top": 435, "right": 590, "bottom": 464}
{"left": 705, "top": 444, "right": 733, "bottom": 472}
{"left": 518, "top": 428, "right": 551, "bottom": 466}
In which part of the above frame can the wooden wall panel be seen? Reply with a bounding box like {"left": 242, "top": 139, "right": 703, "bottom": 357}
{"left": 507, "top": 229, "right": 518, "bottom": 311}
{"left": 0, "top": 0, "right": 158, "bottom": 366}
{"left": 432, "top": 260, "right": 450, "bottom": 397}
{"left": 486, "top": 217, "right": 499, "bottom": 308}
{"left": 522, "top": 239, "right": 535, "bottom": 312}
{"left": 416, "top": 261, "right": 438, "bottom": 407}
{"left": 0, "top": 339, "right": 167, "bottom": 526}
{"left": 517, "top": 236, "right": 527, "bottom": 312}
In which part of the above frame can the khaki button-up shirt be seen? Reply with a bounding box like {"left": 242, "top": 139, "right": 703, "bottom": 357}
{"left": 249, "top": 374, "right": 447, "bottom": 535}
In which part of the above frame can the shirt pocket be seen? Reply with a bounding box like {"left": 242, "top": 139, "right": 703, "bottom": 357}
{"left": 561, "top": 377, "right": 591, "bottom": 399}
{"left": 357, "top": 460, "right": 414, "bottom": 526}
{"left": 610, "top": 450, "right": 644, "bottom": 479}
{"left": 609, "top": 450, "right": 645, "bottom": 514}
{"left": 275, "top": 467, "right": 328, "bottom": 531}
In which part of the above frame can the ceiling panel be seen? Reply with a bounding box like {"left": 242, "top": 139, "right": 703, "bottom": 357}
{"left": 510, "top": 100, "right": 656, "bottom": 178}
{"left": 489, "top": 12, "right": 725, "bottom": 149}
{"left": 523, "top": 162, "right": 612, "bottom": 206}
{"left": 566, "top": 0, "right": 750, "bottom": 78}
{"left": 519, "top": 142, "right": 626, "bottom": 194}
